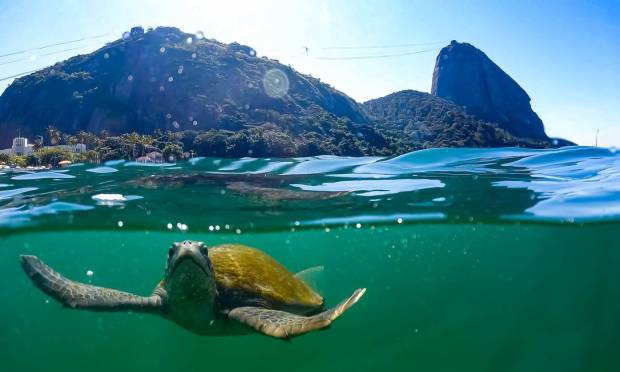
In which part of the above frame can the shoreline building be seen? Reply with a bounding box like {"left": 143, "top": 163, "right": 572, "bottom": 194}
{"left": 0, "top": 137, "right": 34, "bottom": 156}
{"left": 0, "top": 137, "right": 87, "bottom": 156}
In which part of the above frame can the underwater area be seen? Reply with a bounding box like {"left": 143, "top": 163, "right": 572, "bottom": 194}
{"left": 1, "top": 146, "right": 619, "bottom": 372}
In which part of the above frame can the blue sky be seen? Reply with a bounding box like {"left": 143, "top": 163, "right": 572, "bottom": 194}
{"left": 0, "top": 0, "right": 618, "bottom": 146}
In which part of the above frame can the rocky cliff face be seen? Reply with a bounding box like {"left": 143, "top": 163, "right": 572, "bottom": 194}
{"left": 363, "top": 90, "right": 552, "bottom": 150}
{"left": 0, "top": 29, "right": 571, "bottom": 154}
{"left": 431, "top": 41, "right": 548, "bottom": 140}
{"left": 0, "top": 27, "right": 368, "bottom": 149}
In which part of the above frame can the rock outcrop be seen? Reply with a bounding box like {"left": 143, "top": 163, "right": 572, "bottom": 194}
{"left": 363, "top": 90, "right": 552, "bottom": 151}
{"left": 0, "top": 27, "right": 368, "bottom": 150}
{"left": 0, "top": 29, "right": 572, "bottom": 155}
{"left": 431, "top": 41, "right": 548, "bottom": 140}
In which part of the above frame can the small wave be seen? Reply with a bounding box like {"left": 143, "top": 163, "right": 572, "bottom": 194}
{"left": 11, "top": 172, "right": 75, "bottom": 180}
{"left": 0, "top": 146, "right": 619, "bottom": 232}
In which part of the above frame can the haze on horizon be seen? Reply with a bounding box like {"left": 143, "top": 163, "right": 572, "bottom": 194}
{"left": 0, "top": 0, "right": 618, "bottom": 147}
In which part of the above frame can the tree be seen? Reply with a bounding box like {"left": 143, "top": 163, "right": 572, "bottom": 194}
{"left": 193, "top": 130, "right": 230, "bottom": 156}
{"left": 46, "top": 125, "right": 61, "bottom": 145}
{"left": 162, "top": 143, "right": 183, "bottom": 162}
{"left": 33, "top": 136, "right": 44, "bottom": 151}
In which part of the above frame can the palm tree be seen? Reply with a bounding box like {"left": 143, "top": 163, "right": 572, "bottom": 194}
{"left": 33, "top": 136, "right": 44, "bottom": 151}
{"left": 46, "top": 125, "right": 62, "bottom": 145}
{"left": 46, "top": 125, "right": 56, "bottom": 145}
{"left": 66, "top": 135, "right": 78, "bottom": 146}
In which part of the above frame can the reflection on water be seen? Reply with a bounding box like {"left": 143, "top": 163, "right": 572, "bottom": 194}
{"left": 1, "top": 146, "right": 619, "bottom": 233}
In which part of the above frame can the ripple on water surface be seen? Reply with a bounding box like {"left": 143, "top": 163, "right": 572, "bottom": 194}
{"left": 0, "top": 147, "right": 619, "bottom": 231}
{"left": 11, "top": 171, "right": 75, "bottom": 180}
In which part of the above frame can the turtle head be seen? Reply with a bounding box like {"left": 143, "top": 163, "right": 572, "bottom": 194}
{"left": 164, "top": 241, "right": 216, "bottom": 304}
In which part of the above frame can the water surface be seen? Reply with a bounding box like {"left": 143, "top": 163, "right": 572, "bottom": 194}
{"left": 1, "top": 146, "right": 619, "bottom": 371}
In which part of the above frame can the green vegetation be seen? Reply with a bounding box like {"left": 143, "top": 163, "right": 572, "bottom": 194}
{"left": 363, "top": 90, "right": 553, "bottom": 152}
{"left": 0, "top": 27, "right": 557, "bottom": 158}
{"left": 0, "top": 153, "right": 28, "bottom": 168}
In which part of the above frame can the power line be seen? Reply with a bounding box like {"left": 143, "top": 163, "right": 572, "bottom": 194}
{"left": 0, "top": 37, "right": 134, "bottom": 84}
{"left": 0, "top": 33, "right": 109, "bottom": 59}
{"left": 0, "top": 68, "right": 42, "bottom": 82}
{"left": 316, "top": 47, "right": 440, "bottom": 60}
{"left": 0, "top": 42, "right": 104, "bottom": 69}
{"left": 320, "top": 41, "right": 448, "bottom": 50}
{"left": 40, "top": 44, "right": 93, "bottom": 57}
{"left": 0, "top": 57, "right": 27, "bottom": 66}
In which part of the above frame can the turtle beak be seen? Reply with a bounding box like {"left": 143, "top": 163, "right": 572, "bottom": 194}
{"left": 167, "top": 241, "right": 212, "bottom": 277}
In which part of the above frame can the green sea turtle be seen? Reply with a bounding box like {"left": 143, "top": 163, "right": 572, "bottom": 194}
{"left": 20, "top": 241, "right": 366, "bottom": 339}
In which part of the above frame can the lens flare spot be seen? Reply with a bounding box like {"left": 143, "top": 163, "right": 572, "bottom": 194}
{"left": 262, "top": 69, "right": 289, "bottom": 98}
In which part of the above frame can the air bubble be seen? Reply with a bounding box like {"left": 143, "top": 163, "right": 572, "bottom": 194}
{"left": 103, "top": 53, "right": 110, "bottom": 59}
{"left": 168, "top": 76, "right": 174, "bottom": 82}
{"left": 167, "top": 223, "right": 173, "bottom": 230}
{"left": 86, "top": 270, "right": 94, "bottom": 278}
{"left": 166, "top": 113, "right": 172, "bottom": 119}
{"left": 122, "top": 31, "right": 130, "bottom": 40}
{"left": 186, "top": 37, "right": 193, "bottom": 45}
{"left": 117, "top": 221, "right": 124, "bottom": 227}
{"left": 397, "top": 217, "right": 403, "bottom": 224}
{"left": 235, "top": 228, "right": 242, "bottom": 234}
{"left": 195, "top": 31, "right": 205, "bottom": 39}
{"left": 160, "top": 47, "right": 166, "bottom": 53}
{"left": 355, "top": 223, "right": 362, "bottom": 228}
{"left": 127, "top": 75, "right": 133, "bottom": 81}
{"left": 191, "top": 52, "right": 197, "bottom": 58}
{"left": 172, "top": 121, "right": 179, "bottom": 129}
{"left": 192, "top": 120, "right": 198, "bottom": 126}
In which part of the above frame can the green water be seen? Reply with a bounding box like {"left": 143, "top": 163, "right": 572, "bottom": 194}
{"left": 1, "top": 224, "right": 618, "bottom": 371}
{"left": 2, "top": 147, "right": 620, "bottom": 371}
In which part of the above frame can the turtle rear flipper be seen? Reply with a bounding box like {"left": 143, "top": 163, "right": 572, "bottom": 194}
{"left": 228, "top": 288, "right": 366, "bottom": 339}
{"left": 20, "top": 255, "right": 163, "bottom": 311}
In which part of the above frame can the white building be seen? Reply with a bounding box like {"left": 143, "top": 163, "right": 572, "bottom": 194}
{"left": 0, "top": 137, "right": 86, "bottom": 156}
{"left": 0, "top": 137, "right": 34, "bottom": 156}
{"left": 12, "top": 137, "right": 34, "bottom": 155}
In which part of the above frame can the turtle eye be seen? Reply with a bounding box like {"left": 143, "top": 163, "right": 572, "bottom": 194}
{"left": 199, "top": 243, "right": 208, "bottom": 255}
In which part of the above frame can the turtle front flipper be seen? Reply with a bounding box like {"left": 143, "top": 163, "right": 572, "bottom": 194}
{"left": 21, "top": 255, "right": 163, "bottom": 311}
{"left": 228, "top": 288, "right": 366, "bottom": 339}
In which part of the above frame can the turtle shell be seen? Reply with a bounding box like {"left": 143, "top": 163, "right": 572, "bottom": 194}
{"left": 208, "top": 244, "right": 323, "bottom": 313}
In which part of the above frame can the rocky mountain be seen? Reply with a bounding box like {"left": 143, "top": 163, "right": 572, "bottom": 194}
{"left": 431, "top": 40, "right": 548, "bottom": 140}
{"left": 0, "top": 26, "right": 377, "bottom": 154}
{"left": 363, "top": 90, "right": 550, "bottom": 151}
{"left": 0, "top": 28, "right": 570, "bottom": 155}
